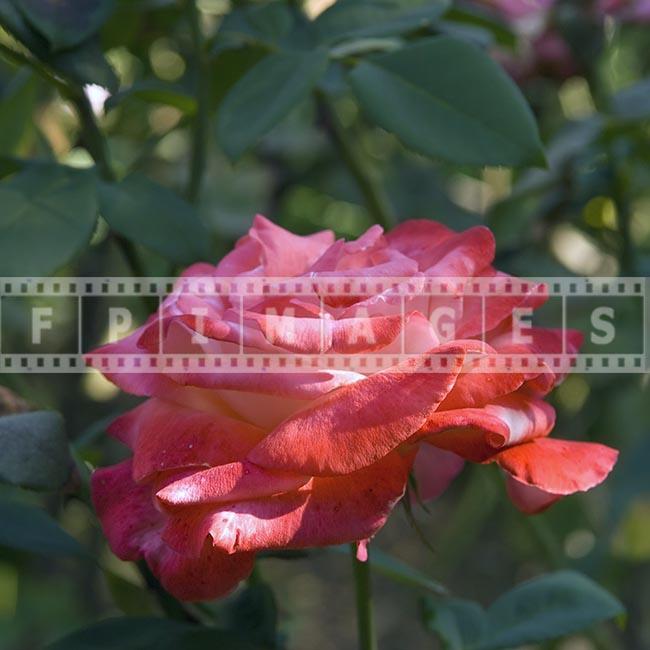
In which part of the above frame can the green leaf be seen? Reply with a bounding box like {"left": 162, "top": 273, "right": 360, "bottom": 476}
{"left": 97, "top": 173, "right": 212, "bottom": 264}
{"left": 216, "top": 48, "right": 329, "bottom": 159}
{"left": 442, "top": 6, "right": 517, "bottom": 48}
{"left": 0, "top": 0, "right": 45, "bottom": 52}
{"left": 225, "top": 578, "right": 279, "bottom": 647}
{"left": 0, "top": 0, "right": 118, "bottom": 91}
{"left": 0, "top": 411, "right": 72, "bottom": 491}
{"left": 105, "top": 80, "right": 196, "bottom": 114}
{"left": 329, "top": 546, "right": 448, "bottom": 596}
{"left": 481, "top": 570, "right": 625, "bottom": 649}
{"left": 46, "top": 617, "right": 263, "bottom": 650}
{"left": 348, "top": 36, "right": 545, "bottom": 167}
{"left": 422, "top": 572, "right": 624, "bottom": 649}
{"left": 215, "top": 0, "right": 296, "bottom": 51}
{"left": 0, "top": 70, "right": 39, "bottom": 156}
{"left": 51, "top": 39, "right": 119, "bottom": 92}
{"left": 369, "top": 548, "right": 449, "bottom": 596}
{"left": 611, "top": 77, "right": 650, "bottom": 121}
{"left": 0, "top": 163, "right": 98, "bottom": 276}
{"left": 314, "top": 0, "right": 449, "bottom": 44}
{"left": 11, "top": 0, "right": 115, "bottom": 51}
{"left": 103, "top": 571, "right": 155, "bottom": 616}
{"left": 421, "top": 597, "right": 487, "bottom": 650}
{"left": 0, "top": 497, "right": 86, "bottom": 557}
{"left": 209, "top": 45, "right": 268, "bottom": 110}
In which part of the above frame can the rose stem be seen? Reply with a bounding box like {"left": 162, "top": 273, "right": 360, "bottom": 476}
{"left": 350, "top": 543, "right": 378, "bottom": 650}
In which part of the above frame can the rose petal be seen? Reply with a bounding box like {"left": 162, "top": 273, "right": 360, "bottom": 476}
{"left": 156, "top": 461, "right": 311, "bottom": 510}
{"left": 91, "top": 460, "right": 255, "bottom": 601}
{"left": 418, "top": 393, "right": 556, "bottom": 462}
{"left": 492, "top": 437, "right": 619, "bottom": 495}
{"left": 504, "top": 474, "right": 562, "bottom": 514}
{"left": 412, "top": 444, "right": 465, "bottom": 502}
{"left": 249, "top": 214, "right": 334, "bottom": 276}
{"left": 247, "top": 344, "right": 466, "bottom": 475}
{"left": 163, "top": 451, "right": 411, "bottom": 555}
{"left": 109, "top": 398, "right": 266, "bottom": 482}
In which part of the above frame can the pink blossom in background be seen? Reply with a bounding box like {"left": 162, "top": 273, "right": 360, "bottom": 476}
{"left": 481, "top": 0, "right": 650, "bottom": 81}
{"left": 600, "top": 0, "right": 650, "bottom": 21}
{"left": 91, "top": 216, "right": 617, "bottom": 601}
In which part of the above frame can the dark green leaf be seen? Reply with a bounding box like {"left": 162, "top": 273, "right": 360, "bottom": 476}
{"left": 216, "top": 48, "right": 329, "bottom": 159}
{"left": 0, "top": 163, "right": 98, "bottom": 275}
{"left": 106, "top": 80, "right": 196, "bottom": 114}
{"left": 46, "top": 617, "right": 263, "bottom": 650}
{"left": 225, "top": 578, "right": 278, "bottom": 647}
{"left": 209, "top": 45, "right": 268, "bottom": 110}
{"left": 314, "top": 0, "right": 449, "bottom": 44}
{"left": 0, "top": 0, "right": 45, "bottom": 52}
{"left": 0, "top": 497, "right": 86, "bottom": 556}
{"left": 215, "top": 0, "right": 295, "bottom": 51}
{"left": 422, "top": 572, "right": 624, "bottom": 649}
{"left": 370, "top": 548, "right": 449, "bottom": 596}
{"left": 0, "top": 411, "right": 72, "bottom": 491}
{"left": 12, "top": 0, "right": 115, "bottom": 51}
{"left": 442, "top": 6, "right": 516, "bottom": 48}
{"left": 481, "top": 570, "right": 625, "bottom": 649}
{"left": 103, "top": 571, "right": 155, "bottom": 616}
{"left": 421, "top": 597, "right": 487, "bottom": 650}
{"left": 0, "top": 69, "right": 39, "bottom": 156}
{"left": 50, "top": 39, "right": 119, "bottom": 92}
{"left": 348, "top": 36, "right": 545, "bottom": 167}
{"left": 97, "top": 173, "right": 212, "bottom": 264}
{"left": 0, "top": 0, "right": 118, "bottom": 91}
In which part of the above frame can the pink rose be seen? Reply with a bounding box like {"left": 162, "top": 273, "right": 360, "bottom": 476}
{"left": 91, "top": 216, "right": 617, "bottom": 601}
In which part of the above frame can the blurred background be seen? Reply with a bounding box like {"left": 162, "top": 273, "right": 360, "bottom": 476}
{"left": 0, "top": 0, "right": 648, "bottom": 648}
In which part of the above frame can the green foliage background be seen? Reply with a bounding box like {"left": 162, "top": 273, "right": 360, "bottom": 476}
{"left": 0, "top": 0, "right": 648, "bottom": 648}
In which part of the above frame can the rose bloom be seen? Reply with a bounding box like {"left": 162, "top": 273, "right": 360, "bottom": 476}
{"left": 91, "top": 216, "right": 617, "bottom": 601}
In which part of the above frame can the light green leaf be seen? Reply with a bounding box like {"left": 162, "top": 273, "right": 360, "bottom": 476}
{"left": 348, "top": 36, "right": 545, "bottom": 167}
{"left": 0, "top": 163, "right": 98, "bottom": 276}
{"left": 216, "top": 48, "right": 329, "bottom": 159}
{"left": 0, "top": 497, "right": 87, "bottom": 557}
{"left": 481, "top": 570, "right": 625, "bottom": 649}
{"left": 11, "top": 0, "right": 115, "bottom": 51}
{"left": 0, "top": 411, "right": 72, "bottom": 491}
{"left": 97, "top": 173, "right": 212, "bottom": 264}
